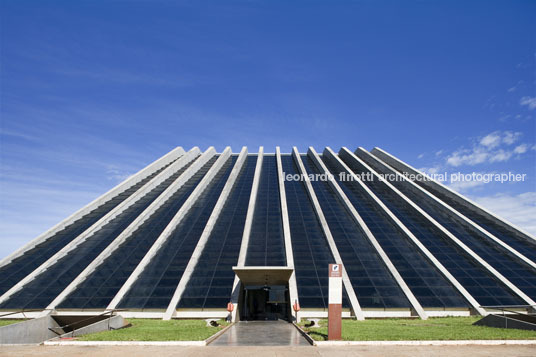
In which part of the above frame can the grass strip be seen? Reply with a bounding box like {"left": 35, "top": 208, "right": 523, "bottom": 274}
{"left": 0, "top": 319, "right": 23, "bottom": 327}
{"left": 299, "top": 317, "right": 536, "bottom": 341}
{"left": 78, "top": 319, "right": 228, "bottom": 341}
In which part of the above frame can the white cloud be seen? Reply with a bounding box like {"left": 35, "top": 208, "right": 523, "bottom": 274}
{"left": 417, "top": 153, "right": 424, "bottom": 159}
{"left": 498, "top": 114, "right": 511, "bottom": 122}
{"left": 502, "top": 131, "right": 522, "bottom": 145}
{"left": 514, "top": 144, "right": 529, "bottom": 154}
{"left": 446, "top": 130, "right": 530, "bottom": 167}
{"left": 520, "top": 96, "right": 536, "bottom": 110}
{"left": 0, "top": 129, "right": 41, "bottom": 142}
{"left": 470, "top": 192, "right": 536, "bottom": 236}
{"left": 507, "top": 80, "right": 523, "bottom": 93}
{"left": 480, "top": 132, "right": 501, "bottom": 148}
{"left": 105, "top": 165, "right": 134, "bottom": 183}
{"left": 489, "top": 149, "right": 513, "bottom": 163}
{"left": 446, "top": 148, "right": 488, "bottom": 167}
{"left": 448, "top": 179, "right": 486, "bottom": 192}
{"left": 418, "top": 166, "right": 442, "bottom": 176}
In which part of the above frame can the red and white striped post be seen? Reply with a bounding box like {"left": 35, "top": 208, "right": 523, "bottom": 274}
{"left": 328, "top": 263, "right": 342, "bottom": 340}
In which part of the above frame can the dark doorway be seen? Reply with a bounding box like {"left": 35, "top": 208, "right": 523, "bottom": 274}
{"left": 240, "top": 285, "right": 290, "bottom": 321}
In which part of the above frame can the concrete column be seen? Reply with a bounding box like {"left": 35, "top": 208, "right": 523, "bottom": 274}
{"left": 230, "top": 147, "right": 264, "bottom": 322}
{"left": 0, "top": 147, "right": 186, "bottom": 269}
{"left": 0, "top": 148, "right": 201, "bottom": 307}
{"left": 320, "top": 147, "right": 428, "bottom": 320}
{"left": 292, "top": 147, "right": 364, "bottom": 320}
{"left": 106, "top": 147, "right": 232, "bottom": 311}
{"left": 163, "top": 147, "right": 248, "bottom": 320}
{"left": 276, "top": 147, "right": 300, "bottom": 322}
{"left": 342, "top": 147, "right": 535, "bottom": 307}
{"left": 371, "top": 147, "right": 536, "bottom": 244}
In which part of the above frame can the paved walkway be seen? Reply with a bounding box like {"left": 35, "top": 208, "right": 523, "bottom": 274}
{"left": 209, "top": 320, "right": 311, "bottom": 346}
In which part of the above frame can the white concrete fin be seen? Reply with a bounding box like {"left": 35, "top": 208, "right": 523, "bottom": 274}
{"left": 276, "top": 147, "right": 300, "bottom": 322}
{"left": 363, "top": 149, "right": 536, "bottom": 270}
{"left": 371, "top": 147, "right": 536, "bottom": 243}
{"left": 235, "top": 147, "right": 264, "bottom": 267}
{"left": 106, "top": 147, "right": 229, "bottom": 310}
{"left": 0, "top": 148, "right": 201, "bottom": 307}
{"left": 350, "top": 147, "right": 488, "bottom": 315}
{"left": 343, "top": 147, "right": 535, "bottom": 307}
{"left": 43, "top": 148, "right": 224, "bottom": 311}
{"left": 321, "top": 147, "right": 428, "bottom": 320}
{"left": 294, "top": 147, "right": 364, "bottom": 320}
{"left": 230, "top": 147, "right": 264, "bottom": 321}
{"left": 163, "top": 147, "right": 249, "bottom": 320}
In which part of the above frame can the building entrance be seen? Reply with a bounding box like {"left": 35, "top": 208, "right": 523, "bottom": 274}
{"left": 242, "top": 285, "right": 289, "bottom": 321}
{"left": 232, "top": 266, "right": 294, "bottom": 322}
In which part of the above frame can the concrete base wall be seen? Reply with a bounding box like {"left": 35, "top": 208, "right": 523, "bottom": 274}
{"left": 0, "top": 315, "right": 63, "bottom": 344}
{"left": 0, "top": 315, "right": 126, "bottom": 344}
{"left": 1, "top": 308, "right": 475, "bottom": 321}
{"left": 474, "top": 314, "right": 536, "bottom": 331}
{"left": 55, "top": 315, "right": 126, "bottom": 338}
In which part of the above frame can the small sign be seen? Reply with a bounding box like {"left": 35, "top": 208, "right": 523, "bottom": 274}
{"left": 329, "top": 264, "right": 342, "bottom": 277}
{"left": 328, "top": 263, "right": 343, "bottom": 340}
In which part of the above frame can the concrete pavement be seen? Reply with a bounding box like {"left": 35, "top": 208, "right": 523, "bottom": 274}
{"left": 209, "top": 320, "right": 311, "bottom": 346}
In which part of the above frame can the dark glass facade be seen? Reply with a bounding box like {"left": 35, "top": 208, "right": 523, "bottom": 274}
{"left": 301, "top": 156, "right": 409, "bottom": 308}
{"left": 58, "top": 159, "right": 207, "bottom": 309}
{"left": 282, "top": 155, "right": 348, "bottom": 309}
{"left": 118, "top": 156, "right": 234, "bottom": 309}
{"left": 245, "top": 155, "right": 286, "bottom": 266}
{"left": 370, "top": 150, "right": 536, "bottom": 263}
{"left": 343, "top": 150, "right": 531, "bottom": 305}
{"left": 0, "top": 162, "right": 174, "bottom": 296}
{"left": 1, "top": 147, "right": 533, "bottom": 316}
{"left": 0, "top": 160, "right": 193, "bottom": 309}
{"left": 179, "top": 156, "right": 256, "bottom": 309}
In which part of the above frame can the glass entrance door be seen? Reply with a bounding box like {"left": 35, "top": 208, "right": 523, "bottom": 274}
{"left": 242, "top": 285, "right": 289, "bottom": 321}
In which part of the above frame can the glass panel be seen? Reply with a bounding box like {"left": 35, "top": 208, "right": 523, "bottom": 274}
{"left": 245, "top": 155, "right": 286, "bottom": 266}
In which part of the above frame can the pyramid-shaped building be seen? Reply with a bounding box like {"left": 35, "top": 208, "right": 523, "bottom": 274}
{"left": 0, "top": 146, "right": 534, "bottom": 321}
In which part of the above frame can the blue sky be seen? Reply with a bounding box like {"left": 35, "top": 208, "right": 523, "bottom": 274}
{"left": 0, "top": 0, "right": 535, "bottom": 259}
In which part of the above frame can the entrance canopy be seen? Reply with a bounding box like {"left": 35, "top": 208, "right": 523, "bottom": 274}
{"left": 232, "top": 266, "right": 293, "bottom": 286}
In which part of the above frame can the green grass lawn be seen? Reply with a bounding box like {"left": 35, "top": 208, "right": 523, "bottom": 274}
{"left": 78, "top": 319, "right": 229, "bottom": 341}
{"left": 299, "top": 317, "right": 536, "bottom": 341}
{"left": 0, "top": 319, "right": 24, "bottom": 327}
